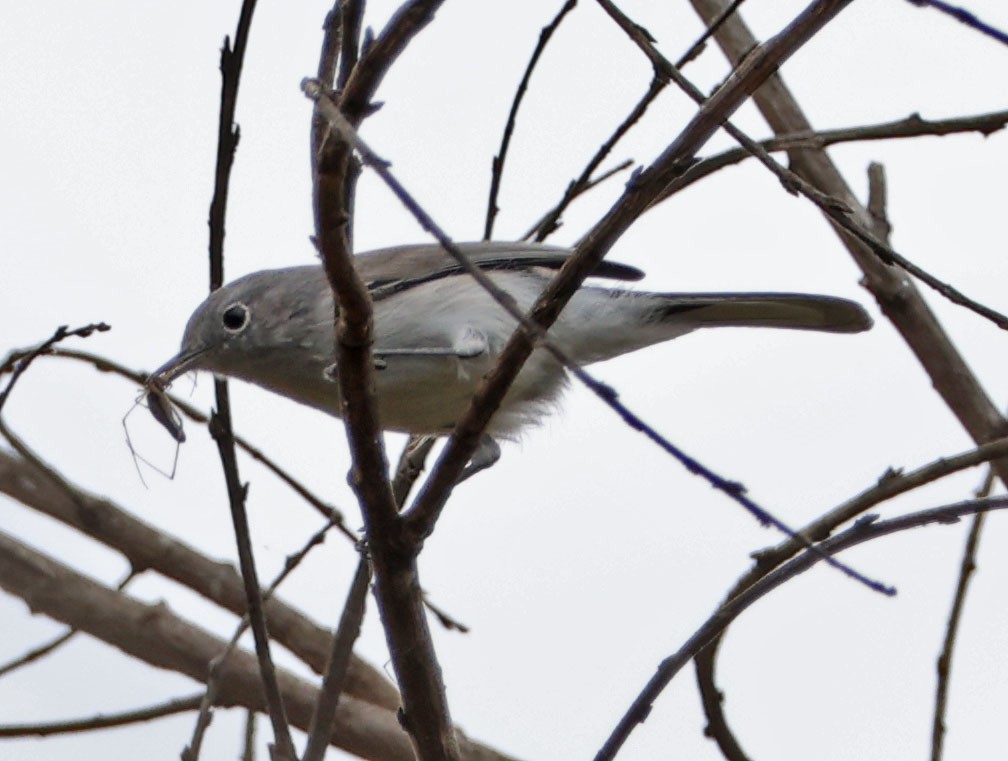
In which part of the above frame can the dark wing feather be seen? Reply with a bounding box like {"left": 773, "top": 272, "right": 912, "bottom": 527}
{"left": 355, "top": 242, "right": 644, "bottom": 299}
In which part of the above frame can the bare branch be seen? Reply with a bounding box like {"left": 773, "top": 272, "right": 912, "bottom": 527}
{"left": 311, "top": 2, "right": 344, "bottom": 168}
{"left": 652, "top": 110, "right": 1008, "bottom": 204}
{"left": 866, "top": 161, "right": 892, "bottom": 241}
{"left": 338, "top": 0, "right": 446, "bottom": 123}
{"left": 931, "top": 465, "right": 997, "bottom": 761}
{"left": 751, "top": 435, "right": 1008, "bottom": 575}
{"left": 675, "top": 0, "right": 749, "bottom": 67}
{"left": 207, "top": 385, "right": 296, "bottom": 760}
{"left": 0, "top": 694, "right": 204, "bottom": 738}
{"left": 204, "top": 2, "right": 298, "bottom": 754}
{"left": 484, "top": 0, "right": 578, "bottom": 240}
{"left": 602, "top": 0, "right": 1008, "bottom": 330}
{"left": 185, "top": 514, "right": 344, "bottom": 758}
{"left": 304, "top": 554, "right": 372, "bottom": 761}
{"left": 242, "top": 710, "right": 257, "bottom": 761}
{"left": 338, "top": 1, "right": 366, "bottom": 91}
{"left": 0, "top": 569, "right": 136, "bottom": 679}
{"left": 0, "top": 628, "right": 77, "bottom": 680}
{"left": 527, "top": 78, "right": 662, "bottom": 241}
{"left": 0, "top": 446, "right": 400, "bottom": 711}
{"left": 392, "top": 434, "right": 437, "bottom": 507}
{"left": 0, "top": 529, "right": 518, "bottom": 761}
{"left": 208, "top": 0, "right": 258, "bottom": 291}
{"left": 0, "top": 323, "right": 110, "bottom": 411}
{"left": 906, "top": 0, "right": 1008, "bottom": 47}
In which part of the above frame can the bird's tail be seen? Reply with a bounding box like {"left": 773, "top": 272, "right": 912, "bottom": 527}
{"left": 559, "top": 288, "right": 873, "bottom": 364}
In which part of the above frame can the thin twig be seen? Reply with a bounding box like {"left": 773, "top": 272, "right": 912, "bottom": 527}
{"left": 0, "top": 629, "right": 76, "bottom": 680}
{"left": 311, "top": 2, "right": 344, "bottom": 168}
{"left": 906, "top": 0, "right": 1008, "bottom": 47}
{"left": 392, "top": 434, "right": 437, "bottom": 507}
{"left": 338, "top": 0, "right": 446, "bottom": 123}
{"left": 241, "top": 709, "right": 257, "bottom": 761}
{"left": 207, "top": 390, "right": 296, "bottom": 760}
{"left": 527, "top": 77, "right": 663, "bottom": 241}
{"left": 208, "top": 0, "right": 257, "bottom": 291}
{"left": 522, "top": 160, "right": 633, "bottom": 243}
{"left": 0, "top": 323, "right": 110, "bottom": 411}
{"left": 931, "top": 465, "right": 998, "bottom": 761}
{"left": 750, "top": 435, "right": 1008, "bottom": 575}
{"left": 675, "top": 0, "right": 749, "bottom": 67}
{"left": 484, "top": 0, "right": 578, "bottom": 240}
{"left": 422, "top": 593, "right": 470, "bottom": 634}
{"left": 185, "top": 515, "right": 342, "bottom": 757}
{"left": 930, "top": 510, "right": 986, "bottom": 761}
{"left": 337, "top": 0, "right": 365, "bottom": 91}
{"left": 651, "top": 109, "right": 1008, "bottom": 205}
{"left": 0, "top": 694, "right": 204, "bottom": 737}
{"left": 866, "top": 161, "right": 892, "bottom": 241}
{"left": 204, "top": 1, "right": 295, "bottom": 755}
{"left": 304, "top": 553, "right": 372, "bottom": 761}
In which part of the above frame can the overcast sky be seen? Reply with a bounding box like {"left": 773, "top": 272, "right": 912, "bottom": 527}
{"left": 2, "top": 2, "right": 1007, "bottom": 760}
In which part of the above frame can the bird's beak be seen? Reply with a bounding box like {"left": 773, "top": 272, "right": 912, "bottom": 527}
{"left": 147, "top": 346, "right": 208, "bottom": 391}
{"left": 143, "top": 346, "right": 210, "bottom": 444}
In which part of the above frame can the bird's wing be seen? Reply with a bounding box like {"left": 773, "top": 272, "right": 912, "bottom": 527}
{"left": 354, "top": 242, "right": 644, "bottom": 299}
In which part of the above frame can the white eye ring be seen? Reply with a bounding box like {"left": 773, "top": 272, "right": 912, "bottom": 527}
{"left": 221, "top": 302, "right": 250, "bottom": 333}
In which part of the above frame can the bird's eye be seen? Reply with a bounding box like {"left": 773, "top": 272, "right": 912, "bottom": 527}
{"left": 222, "top": 303, "right": 250, "bottom": 332}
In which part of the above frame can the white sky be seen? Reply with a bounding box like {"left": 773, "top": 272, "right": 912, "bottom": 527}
{"left": 2, "top": 2, "right": 1007, "bottom": 760}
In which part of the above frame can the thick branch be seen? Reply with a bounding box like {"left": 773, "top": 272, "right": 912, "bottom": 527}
{"left": 0, "top": 447, "right": 399, "bottom": 711}
{"left": 0, "top": 530, "right": 516, "bottom": 761}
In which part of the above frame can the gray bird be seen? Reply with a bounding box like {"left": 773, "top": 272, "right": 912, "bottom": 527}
{"left": 151, "top": 242, "right": 871, "bottom": 473}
